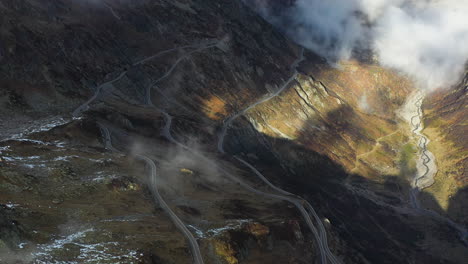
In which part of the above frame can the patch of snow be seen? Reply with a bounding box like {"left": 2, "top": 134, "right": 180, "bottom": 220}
{"left": 206, "top": 219, "right": 252, "bottom": 237}
{"left": 2, "top": 155, "right": 48, "bottom": 169}
{"left": 0, "top": 145, "right": 10, "bottom": 154}
{"left": 3, "top": 117, "right": 70, "bottom": 142}
{"left": 86, "top": 158, "right": 112, "bottom": 164}
{"left": 90, "top": 171, "right": 117, "bottom": 182}
{"left": 187, "top": 225, "right": 206, "bottom": 238}
{"left": 101, "top": 214, "right": 149, "bottom": 223}
{"left": 53, "top": 141, "right": 67, "bottom": 148}
{"left": 34, "top": 228, "right": 94, "bottom": 257}
{"left": 5, "top": 139, "right": 68, "bottom": 148}
{"left": 10, "top": 139, "right": 50, "bottom": 145}
{"left": 53, "top": 155, "right": 79, "bottom": 162}
{"left": 18, "top": 242, "right": 27, "bottom": 249}
{"left": 5, "top": 203, "right": 20, "bottom": 209}
{"left": 33, "top": 228, "right": 141, "bottom": 263}
{"left": 3, "top": 155, "right": 40, "bottom": 161}
{"left": 22, "top": 164, "right": 47, "bottom": 169}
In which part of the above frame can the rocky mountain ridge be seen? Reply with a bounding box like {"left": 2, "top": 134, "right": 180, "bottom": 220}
{"left": 0, "top": 0, "right": 466, "bottom": 263}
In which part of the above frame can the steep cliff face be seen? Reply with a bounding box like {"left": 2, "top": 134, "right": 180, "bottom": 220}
{"left": 0, "top": 0, "right": 466, "bottom": 263}
{"left": 242, "top": 57, "right": 413, "bottom": 176}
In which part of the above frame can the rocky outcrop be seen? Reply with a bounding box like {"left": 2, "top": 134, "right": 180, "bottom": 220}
{"left": 241, "top": 57, "right": 413, "bottom": 177}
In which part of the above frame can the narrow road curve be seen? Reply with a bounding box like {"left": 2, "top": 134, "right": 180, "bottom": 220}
{"left": 153, "top": 94, "right": 342, "bottom": 263}
{"left": 103, "top": 1, "right": 121, "bottom": 20}
{"left": 142, "top": 41, "right": 221, "bottom": 146}
{"left": 151, "top": 106, "right": 337, "bottom": 262}
{"left": 235, "top": 157, "right": 341, "bottom": 264}
{"left": 97, "top": 123, "right": 205, "bottom": 264}
{"left": 91, "top": 41, "right": 341, "bottom": 262}
{"left": 147, "top": 43, "right": 219, "bottom": 88}
{"left": 135, "top": 155, "right": 205, "bottom": 264}
{"left": 96, "top": 122, "right": 118, "bottom": 152}
{"left": 73, "top": 43, "right": 215, "bottom": 117}
{"left": 217, "top": 48, "right": 304, "bottom": 153}
{"left": 72, "top": 71, "right": 127, "bottom": 117}
{"left": 216, "top": 48, "right": 341, "bottom": 264}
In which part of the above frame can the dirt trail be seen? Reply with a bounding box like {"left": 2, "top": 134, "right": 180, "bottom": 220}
{"left": 351, "top": 129, "right": 402, "bottom": 172}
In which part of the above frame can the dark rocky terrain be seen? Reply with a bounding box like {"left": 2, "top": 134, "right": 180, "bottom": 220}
{"left": 0, "top": 0, "right": 466, "bottom": 263}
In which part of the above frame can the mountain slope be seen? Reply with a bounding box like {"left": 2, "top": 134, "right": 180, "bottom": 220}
{"left": 0, "top": 0, "right": 466, "bottom": 263}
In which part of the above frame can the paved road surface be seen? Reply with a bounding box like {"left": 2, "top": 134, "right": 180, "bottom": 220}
{"left": 84, "top": 42, "right": 343, "bottom": 263}
{"left": 215, "top": 48, "right": 341, "bottom": 264}
{"left": 97, "top": 123, "right": 205, "bottom": 264}
{"left": 217, "top": 48, "right": 305, "bottom": 153}
{"left": 73, "top": 42, "right": 217, "bottom": 118}
{"left": 136, "top": 154, "right": 205, "bottom": 264}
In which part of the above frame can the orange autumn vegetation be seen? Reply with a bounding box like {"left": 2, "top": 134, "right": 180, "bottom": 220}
{"left": 201, "top": 95, "right": 228, "bottom": 120}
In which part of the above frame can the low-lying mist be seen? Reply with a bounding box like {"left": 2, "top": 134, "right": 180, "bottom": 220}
{"left": 129, "top": 138, "right": 231, "bottom": 197}
{"left": 248, "top": 0, "right": 468, "bottom": 90}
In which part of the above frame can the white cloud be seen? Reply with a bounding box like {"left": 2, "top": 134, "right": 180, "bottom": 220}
{"left": 250, "top": 0, "right": 468, "bottom": 90}
{"left": 371, "top": 0, "right": 468, "bottom": 89}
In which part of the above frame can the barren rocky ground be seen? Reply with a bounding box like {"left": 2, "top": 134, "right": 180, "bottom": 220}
{"left": 0, "top": 0, "right": 466, "bottom": 263}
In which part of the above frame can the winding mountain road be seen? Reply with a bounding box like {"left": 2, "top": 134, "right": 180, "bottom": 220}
{"left": 216, "top": 48, "right": 341, "bottom": 264}
{"left": 217, "top": 48, "right": 305, "bottom": 153}
{"left": 72, "top": 71, "right": 127, "bottom": 117}
{"left": 73, "top": 42, "right": 217, "bottom": 118}
{"left": 147, "top": 67, "right": 341, "bottom": 264}
{"left": 135, "top": 154, "right": 205, "bottom": 264}
{"left": 148, "top": 104, "right": 340, "bottom": 264}
{"left": 147, "top": 43, "right": 218, "bottom": 88}
{"left": 97, "top": 123, "right": 205, "bottom": 264}
{"left": 82, "top": 41, "right": 342, "bottom": 263}
{"left": 142, "top": 41, "right": 221, "bottom": 148}
{"left": 235, "top": 157, "right": 341, "bottom": 264}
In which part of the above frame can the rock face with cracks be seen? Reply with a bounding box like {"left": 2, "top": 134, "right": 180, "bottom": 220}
{"left": 0, "top": 0, "right": 466, "bottom": 263}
